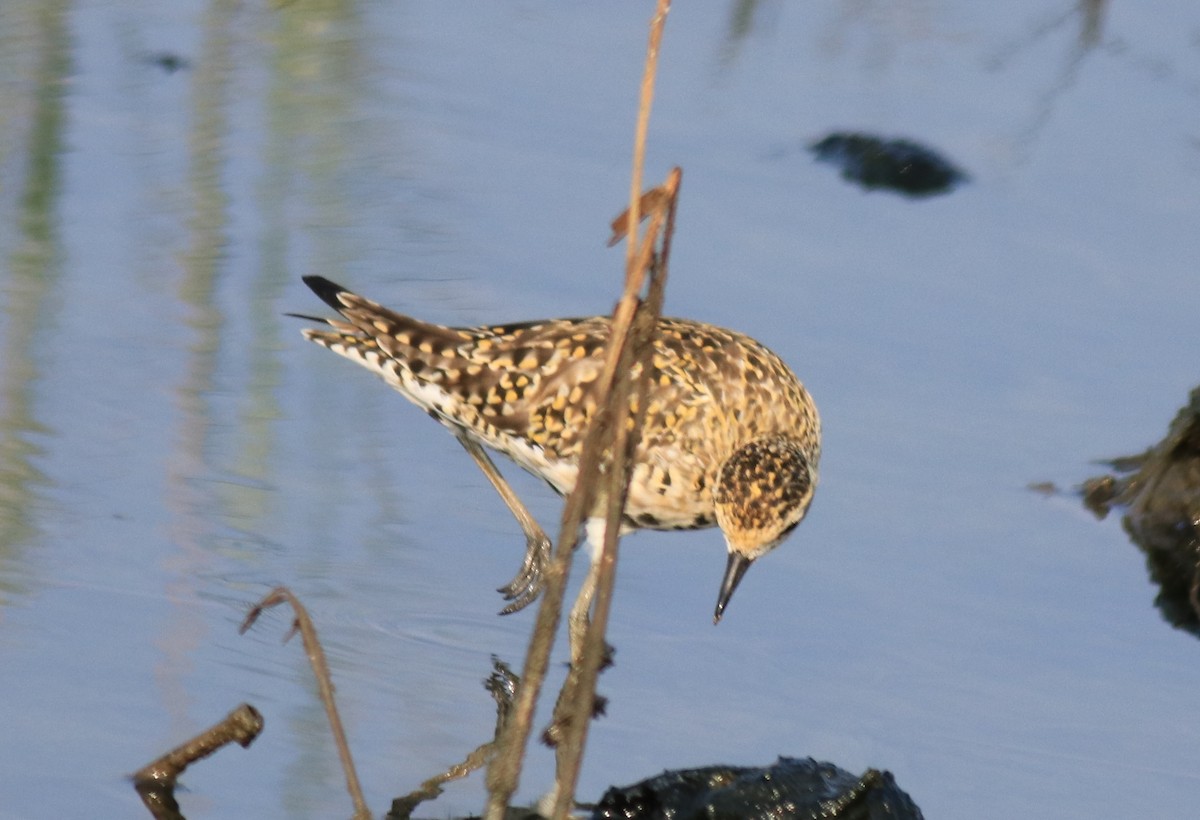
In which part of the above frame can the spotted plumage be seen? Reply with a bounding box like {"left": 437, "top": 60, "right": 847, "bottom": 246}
{"left": 297, "top": 275, "right": 820, "bottom": 629}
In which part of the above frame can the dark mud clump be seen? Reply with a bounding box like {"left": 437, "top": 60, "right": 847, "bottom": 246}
{"left": 591, "top": 756, "right": 924, "bottom": 820}
{"left": 810, "top": 132, "right": 967, "bottom": 198}
{"left": 1082, "top": 386, "right": 1200, "bottom": 635}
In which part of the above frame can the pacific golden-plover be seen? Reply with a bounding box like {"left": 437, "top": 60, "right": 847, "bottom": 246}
{"left": 297, "top": 276, "right": 820, "bottom": 652}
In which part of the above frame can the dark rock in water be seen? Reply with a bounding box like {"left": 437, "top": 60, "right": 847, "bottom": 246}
{"left": 1082, "top": 386, "right": 1200, "bottom": 635}
{"left": 591, "top": 756, "right": 924, "bottom": 819}
{"left": 810, "top": 132, "right": 967, "bottom": 198}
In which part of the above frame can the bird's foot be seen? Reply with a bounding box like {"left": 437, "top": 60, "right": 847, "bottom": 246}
{"left": 496, "top": 531, "right": 552, "bottom": 614}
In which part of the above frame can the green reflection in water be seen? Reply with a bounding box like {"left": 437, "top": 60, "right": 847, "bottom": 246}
{"left": 0, "top": 1, "right": 69, "bottom": 602}
{"left": 262, "top": 2, "right": 381, "bottom": 813}
{"left": 156, "top": 0, "right": 239, "bottom": 746}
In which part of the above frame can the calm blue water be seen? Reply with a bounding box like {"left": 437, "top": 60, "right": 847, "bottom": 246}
{"left": 2, "top": 2, "right": 1199, "bottom": 818}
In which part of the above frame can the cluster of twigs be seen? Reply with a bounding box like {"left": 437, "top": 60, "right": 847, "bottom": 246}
{"left": 484, "top": 173, "right": 680, "bottom": 817}
{"left": 132, "top": 1, "right": 676, "bottom": 817}
{"left": 485, "top": 3, "right": 676, "bottom": 816}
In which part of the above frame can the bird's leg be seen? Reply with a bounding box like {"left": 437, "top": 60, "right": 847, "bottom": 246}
{"left": 567, "top": 554, "right": 599, "bottom": 667}
{"left": 542, "top": 551, "right": 610, "bottom": 751}
{"left": 453, "top": 431, "right": 552, "bottom": 614}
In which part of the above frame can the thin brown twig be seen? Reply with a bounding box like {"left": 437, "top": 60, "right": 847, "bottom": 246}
{"left": 481, "top": 305, "right": 619, "bottom": 816}
{"left": 483, "top": 477, "right": 587, "bottom": 815}
{"left": 132, "top": 703, "right": 264, "bottom": 820}
{"left": 388, "top": 658, "right": 520, "bottom": 819}
{"left": 480, "top": 4, "right": 672, "bottom": 816}
{"left": 550, "top": 169, "right": 680, "bottom": 818}
{"left": 625, "top": 0, "right": 671, "bottom": 274}
{"left": 239, "top": 586, "right": 370, "bottom": 820}
{"left": 482, "top": 184, "right": 658, "bottom": 818}
{"left": 482, "top": 186, "right": 672, "bottom": 818}
{"left": 481, "top": 204, "right": 652, "bottom": 817}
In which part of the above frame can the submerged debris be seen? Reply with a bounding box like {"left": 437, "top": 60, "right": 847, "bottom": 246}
{"left": 1082, "top": 386, "right": 1200, "bottom": 635}
{"left": 388, "top": 658, "right": 521, "bottom": 820}
{"left": 133, "top": 703, "right": 264, "bottom": 820}
{"left": 591, "top": 756, "right": 924, "bottom": 819}
{"left": 810, "top": 132, "right": 967, "bottom": 198}
{"left": 142, "top": 51, "right": 190, "bottom": 73}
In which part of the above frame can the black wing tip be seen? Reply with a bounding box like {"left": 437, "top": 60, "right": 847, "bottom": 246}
{"left": 283, "top": 311, "right": 328, "bottom": 324}
{"left": 302, "top": 275, "right": 351, "bottom": 312}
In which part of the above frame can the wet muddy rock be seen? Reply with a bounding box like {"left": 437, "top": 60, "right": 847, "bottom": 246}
{"left": 591, "top": 756, "right": 924, "bottom": 820}
{"left": 810, "top": 132, "right": 967, "bottom": 198}
{"left": 1082, "top": 386, "right": 1200, "bottom": 635}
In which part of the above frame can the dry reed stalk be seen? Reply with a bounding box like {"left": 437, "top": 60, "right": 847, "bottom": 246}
{"left": 240, "top": 586, "right": 370, "bottom": 820}
{"left": 484, "top": 2, "right": 675, "bottom": 817}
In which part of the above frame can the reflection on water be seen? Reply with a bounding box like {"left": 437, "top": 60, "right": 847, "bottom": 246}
{"left": 0, "top": 1, "right": 69, "bottom": 604}
{"left": 156, "top": 0, "right": 237, "bottom": 752}
{"left": 986, "top": 0, "right": 1109, "bottom": 161}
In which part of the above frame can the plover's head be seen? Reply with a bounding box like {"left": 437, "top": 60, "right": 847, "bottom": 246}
{"left": 712, "top": 435, "right": 817, "bottom": 623}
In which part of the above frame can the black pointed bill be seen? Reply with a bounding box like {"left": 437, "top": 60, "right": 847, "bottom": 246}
{"left": 714, "top": 552, "right": 754, "bottom": 624}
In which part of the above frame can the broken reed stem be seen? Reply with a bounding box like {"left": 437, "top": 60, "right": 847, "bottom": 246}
{"left": 239, "top": 586, "right": 370, "bottom": 820}
{"left": 550, "top": 169, "right": 680, "bottom": 819}
{"left": 484, "top": 193, "right": 666, "bottom": 820}
{"left": 483, "top": 4, "right": 672, "bottom": 817}
{"left": 481, "top": 299, "right": 623, "bottom": 817}
{"left": 483, "top": 489, "right": 587, "bottom": 814}
{"left": 133, "top": 703, "right": 264, "bottom": 820}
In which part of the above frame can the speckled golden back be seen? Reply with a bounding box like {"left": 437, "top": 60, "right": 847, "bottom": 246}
{"left": 300, "top": 278, "right": 820, "bottom": 543}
